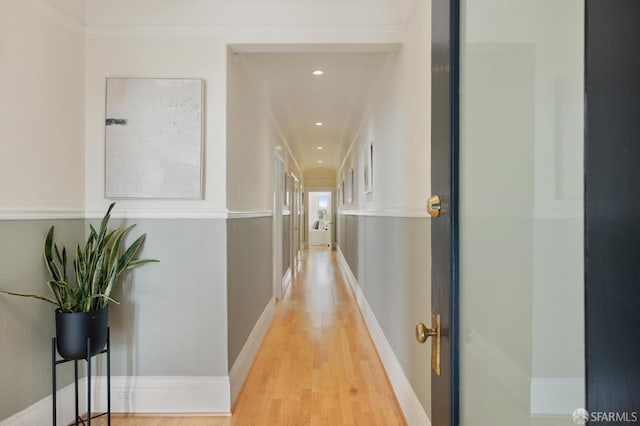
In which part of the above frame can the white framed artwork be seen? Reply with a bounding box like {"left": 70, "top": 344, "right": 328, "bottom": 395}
{"left": 105, "top": 78, "right": 204, "bottom": 199}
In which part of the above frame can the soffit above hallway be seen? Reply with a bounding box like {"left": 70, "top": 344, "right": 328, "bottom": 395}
{"left": 238, "top": 51, "right": 392, "bottom": 172}
{"left": 83, "top": 0, "right": 416, "bottom": 27}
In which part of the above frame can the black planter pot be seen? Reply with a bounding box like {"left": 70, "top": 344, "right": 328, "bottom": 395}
{"left": 55, "top": 306, "right": 108, "bottom": 360}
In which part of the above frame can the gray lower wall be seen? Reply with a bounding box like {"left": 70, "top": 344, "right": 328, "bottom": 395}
{"left": 0, "top": 219, "right": 85, "bottom": 420}
{"left": 337, "top": 213, "right": 431, "bottom": 416}
{"left": 102, "top": 218, "right": 228, "bottom": 377}
{"left": 227, "top": 217, "right": 273, "bottom": 370}
{"left": 0, "top": 215, "right": 242, "bottom": 420}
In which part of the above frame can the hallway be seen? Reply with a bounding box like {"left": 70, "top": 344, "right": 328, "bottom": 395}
{"left": 97, "top": 248, "right": 406, "bottom": 425}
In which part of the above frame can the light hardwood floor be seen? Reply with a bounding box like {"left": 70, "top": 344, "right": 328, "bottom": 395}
{"left": 92, "top": 248, "right": 406, "bottom": 425}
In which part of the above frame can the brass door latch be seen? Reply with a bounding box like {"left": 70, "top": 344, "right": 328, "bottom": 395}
{"left": 415, "top": 313, "right": 441, "bottom": 375}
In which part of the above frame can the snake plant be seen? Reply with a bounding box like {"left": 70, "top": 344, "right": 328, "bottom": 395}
{"left": 0, "top": 203, "right": 157, "bottom": 312}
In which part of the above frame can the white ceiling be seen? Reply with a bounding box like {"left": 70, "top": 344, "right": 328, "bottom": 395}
{"left": 239, "top": 51, "right": 392, "bottom": 172}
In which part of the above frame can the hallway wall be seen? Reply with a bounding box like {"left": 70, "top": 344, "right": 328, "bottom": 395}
{"left": 0, "top": 0, "right": 85, "bottom": 212}
{"left": 336, "top": 0, "right": 432, "bottom": 419}
{"left": 0, "top": 0, "right": 86, "bottom": 421}
{"left": 226, "top": 217, "right": 273, "bottom": 369}
{"left": 226, "top": 47, "right": 298, "bottom": 393}
{"left": 100, "top": 219, "right": 228, "bottom": 378}
{"left": 337, "top": 215, "right": 430, "bottom": 414}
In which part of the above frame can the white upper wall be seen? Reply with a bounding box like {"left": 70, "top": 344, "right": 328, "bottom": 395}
{"left": 0, "top": 0, "right": 85, "bottom": 214}
{"left": 83, "top": 1, "right": 412, "bottom": 216}
{"left": 337, "top": 0, "right": 430, "bottom": 216}
{"left": 226, "top": 49, "right": 302, "bottom": 212}
{"left": 84, "top": 35, "right": 229, "bottom": 216}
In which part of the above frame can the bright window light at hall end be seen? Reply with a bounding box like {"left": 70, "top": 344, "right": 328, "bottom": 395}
{"left": 317, "top": 146, "right": 323, "bottom": 150}
{"left": 315, "top": 122, "right": 323, "bottom": 126}
{"left": 318, "top": 160, "right": 323, "bottom": 164}
{"left": 312, "top": 70, "right": 324, "bottom": 76}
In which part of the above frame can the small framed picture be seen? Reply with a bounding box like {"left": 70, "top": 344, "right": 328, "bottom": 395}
{"left": 363, "top": 142, "right": 373, "bottom": 194}
{"left": 284, "top": 172, "right": 290, "bottom": 208}
{"left": 346, "top": 168, "right": 354, "bottom": 204}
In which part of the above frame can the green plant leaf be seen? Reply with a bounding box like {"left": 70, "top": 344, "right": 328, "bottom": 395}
{"left": 3, "top": 202, "right": 157, "bottom": 313}
{"left": 116, "top": 233, "right": 146, "bottom": 272}
{"left": 0, "top": 290, "right": 58, "bottom": 306}
{"left": 88, "top": 251, "right": 107, "bottom": 311}
{"left": 43, "top": 227, "right": 62, "bottom": 282}
{"left": 47, "top": 280, "right": 67, "bottom": 310}
{"left": 100, "top": 226, "right": 132, "bottom": 307}
{"left": 125, "top": 259, "right": 159, "bottom": 270}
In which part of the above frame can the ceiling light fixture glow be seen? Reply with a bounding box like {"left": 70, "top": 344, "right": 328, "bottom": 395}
{"left": 315, "top": 122, "right": 323, "bottom": 126}
{"left": 317, "top": 146, "right": 323, "bottom": 150}
{"left": 312, "top": 70, "right": 324, "bottom": 76}
{"left": 318, "top": 160, "right": 323, "bottom": 164}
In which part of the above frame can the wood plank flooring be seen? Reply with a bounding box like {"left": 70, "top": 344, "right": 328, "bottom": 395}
{"left": 93, "top": 248, "right": 406, "bottom": 425}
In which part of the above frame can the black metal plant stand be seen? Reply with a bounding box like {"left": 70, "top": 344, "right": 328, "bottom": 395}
{"left": 52, "top": 328, "right": 111, "bottom": 426}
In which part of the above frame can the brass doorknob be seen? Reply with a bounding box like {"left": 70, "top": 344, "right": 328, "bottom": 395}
{"left": 415, "top": 314, "right": 441, "bottom": 376}
{"left": 427, "top": 195, "right": 442, "bottom": 218}
{"left": 415, "top": 322, "right": 437, "bottom": 344}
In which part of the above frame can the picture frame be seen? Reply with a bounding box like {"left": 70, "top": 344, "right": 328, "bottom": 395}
{"left": 346, "top": 168, "right": 354, "bottom": 204}
{"left": 363, "top": 142, "right": 373, "bottom": 194}
{"left": 284, "top": 172, "right": 290, "bottom": 208}
{"left": 105, "top": 78, "right": 204, "bottom": 199}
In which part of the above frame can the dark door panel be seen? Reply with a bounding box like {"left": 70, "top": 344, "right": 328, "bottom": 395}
{"left": 585, "top": 0, "right": 640, "bottom": 418}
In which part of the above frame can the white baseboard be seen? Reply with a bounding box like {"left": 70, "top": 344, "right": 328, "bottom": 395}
{"left": 281, "top": 268, "right": 292, "bottom": 297}
{"left": 530, "top": 377, "right": 585, "bottom": 415}
{"left": 336, "top": 247, "right": 431, "bottom": 426}
{"left": 229, "top": 298, "right": 276, "bottom": 405}
{"left": 91, "top": 376, "right": 231, "bottom": 414}
{"left": 0, "top": 380, "right": 85, "bottom": 425}
{"left": 0, "top": 376, "right": 231, "bottom": 424}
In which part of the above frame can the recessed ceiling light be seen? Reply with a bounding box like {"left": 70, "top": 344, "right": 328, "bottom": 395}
{"left": 316, "top": 146, "right": 323, "bottom": 150}
{"left": 312, "top": 70, "right": 324, "bottom": 76}
{"left": 315, "top": 122, "right": 323, "bottom": 126}
{"left": 318, "top": 160, "right": 323, "bottom": 164}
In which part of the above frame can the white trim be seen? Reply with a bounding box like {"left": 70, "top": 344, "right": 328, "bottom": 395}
{"left": 530, "top": 377, "right": 585, "bottom": 415}
{"left": 91, "top": 376, "right": 231, "bottom": 414}
{"left": 337, "top": 209, "right": 429, "bottom": 218}
{"left": 0, "top": 376, "right": 231, "bottom": 424}
{"left": 229, "top": 298, "right": 276, "bottom": 405}
{"left": 281, "top": 268, "right": 292, "bottom": 297}
{"left": 336, "top": 247, "right": 431, "bottom": 426}
{"left": 231, "top": 43, "right": 401, "bottom": 53}
{"left": 0, "top": 209, "right": 86, "bottom": 220}
{"left": 0, "top": 208, "right": 279, "bottom": 220}
{"left": 85, "top": 208, "right": 230, "bottom": 219}
{"left": 86, "top": 25, "right": 404, "bottom": 44}
{"left": 227, "top": 211, "right": 274, "bottom": 219}
{"left": 0, "top": 380, "right": 85, "bottom": 426}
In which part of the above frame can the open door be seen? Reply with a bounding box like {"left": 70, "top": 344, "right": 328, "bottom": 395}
{"left": 426, "top": 1, "right": 589, "bottom": 425}
{"left": 418, "top": 1, "right": 459, "bottom": 425}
